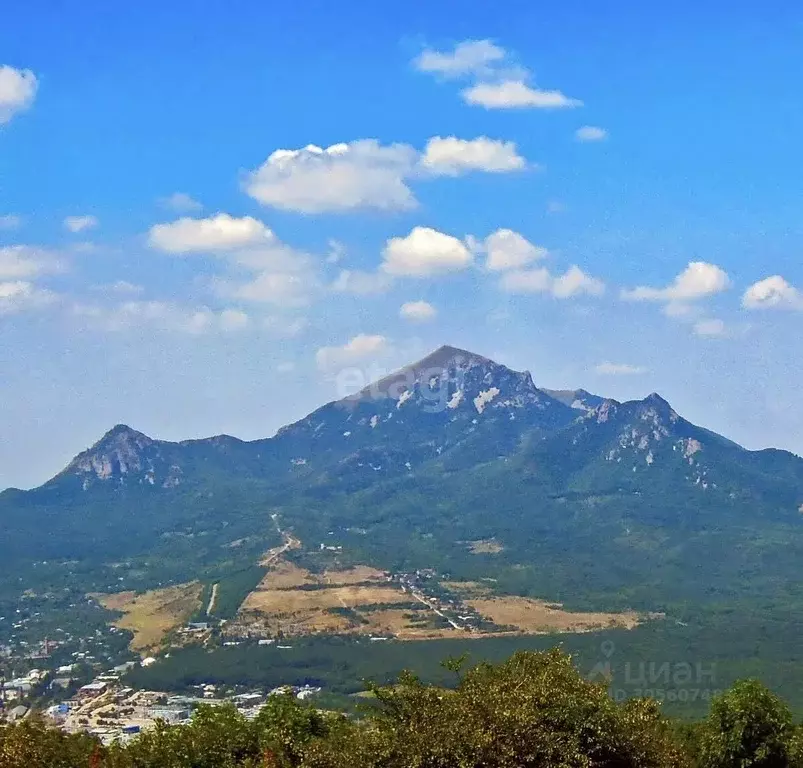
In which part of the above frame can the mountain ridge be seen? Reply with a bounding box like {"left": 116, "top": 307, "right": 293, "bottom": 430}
{"left": 10, "top": 345, "right": 801, "bottom": 493}
{"left": 1, "top": 344, "right": 802, "bottom": 623}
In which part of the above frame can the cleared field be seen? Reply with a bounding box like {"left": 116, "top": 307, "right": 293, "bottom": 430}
{"left": 258, "top": 561, "right": 319, "bottom": 590}
{"left": 358, "top": 608, "right": 472, "bottom": 640}
{"left": 468, "top": 539, "right": 504, "bottom": 554}
{"left": 467, "top": 596, "right": 640, "bottom": 634}
{"left": 94, "top": 582, "right": 203, "bottom": 652}
{"left": 323, "top": 565, "right": 389, "bottom": 585}
{"left": 236, "top": 553, "right": 642, "bottom": 640}
{"left": 252, "top": 562, "right": 388, "bottom": 593}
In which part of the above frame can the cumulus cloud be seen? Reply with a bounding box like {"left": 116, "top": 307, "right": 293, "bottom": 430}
{"left": 472, "top": 229, "right": 548, "bottom": 271}
{"left": 244, "top": 140, "right": 418, "bottom": 213}
{"left": 463, "top": 80, "right": 582, "bottom": 109}
{"left": 413, "top": 40, "right": 507, "bottom": 79}
{"left": 331, "top": 269, "right": 393, "bottom": 296}
{"left": 552, "top": 265, "right": 606, "bottom": 298}
{"left": 381, "top": 227, "right": 473, "bottom": 277}
{"left": 0, "top": 214, "right": 22, "bottom": 230}
{"left": 414, "top": 40, "right": 581, "bottom": 111}
{"left": 149, "top": 213, "right": 271, "bottom": 253}
{"left": 400, "top": 300, "right": 437, "bottom": 322}
{"left": 594, "top": 362, "right": 648, "bottom": 376}
{"left": 742, "top": 275, "right": 803, "bottom": 311}
{"left": 64, "top": 215, "right": 99, "bottom": 233}
{"left": 0, "top": 281, "right": 55, "bottom": 315}
{"left": 159, "top": 192, "right": 203, "bottom": 213}
{"left": 244, "top": 137, "right": 529, "bottom": 214}
{"left": 0, "top": 65, "right": 38, "bottom": 124}
{"left": 575, "top": 126, "right": 608, "bottom": 142}
{"left": 149, "top": 213, "right": 321, "bottom": 308}
{"left": 622, "top": 262, "right": 730, "bottom": 305}
{"left": 500, "top": 265, "right": 605, "bottom": 298}
{"left": 0, "top": 246, "right": 62, "bottom": 279}
{"left": 419, "top": 136, "right": 527, "bottom": 175}
{"left": 316, "top": 334, "right": 388, "bottom": 372}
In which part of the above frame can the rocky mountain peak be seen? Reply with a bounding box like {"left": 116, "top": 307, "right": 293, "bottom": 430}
{"left": 61, "top": 424, "right": 182, "bottom": 489}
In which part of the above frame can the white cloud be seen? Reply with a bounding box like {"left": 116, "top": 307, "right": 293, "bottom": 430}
{"left": 0, "top": 281, "right": 55, "bottom": 315}
{"left": 500, "top": 265, "right": 604, "bottom": 298}
{"left": 474, "top": 229, "right": 548, "bottom": 271}
{"left": 499, "top": 267, "right": 552, "bottom": 294}
{"left": 694, "top": 318, "right": 728, "bottom": 337}
{"left": 159, "top": 192, "right": 203, "bottom": 213}
{"left": 326, "top": 239, "right": 346, "bottom": 264}
{"left": 316, "top": 334, "right": 388, "bottom": 372}
{"left": 64, "top": 215, "right": 99, "bottom": 233}
{"left": 224, "top": 271, "right": 312, "bottom": 308}
{"left": 73, "top": 300, "right": 251, "bottom": 334}
{"left": 400, "top": 300, "right": 437, "bottom": 322}
{"left": 575, "top": 126, "right": 608, "bottom": 142}
{"left": 413, "top": 40, "right": 581, "bottom": 111}
{"left": 244, "top": 136, "right": 526, "bottom": 214}
{"left": 463, "top": 80, "right": 582, "bottom": 109}
{"left": 743, "top": 275, "right": 803, "bottom": 311}
{"left": 148, "top": 213, "right": 271, "bottom": 253}
{"left": 277, "top": 361, "right": 296, "bottom": 374}
{"left": 594, "top": 362, "right": 648, "bottom": 376}
{"left": 244, "top": 140, "right": 418, "bottom": 213}
{"left": 331, "top": 269, "right": 393, "bottom": 296}
{"left": 419, "top": 136, "right": 527, "bottom": 175}
{"left": 0, "top": 246, "right": 62, "bottom": 279}
{"left": 0, "top": 65, "right": 38, "bottom": 124}
{"left": 218, "top": 308, "right": 250, "bottom": 331}
{"left": 552, "top": 265, "right": 606, "bottom": 298}
{"left": 150, "top": 214, "right": 320, "bottom": 309}
{"left": 622, "top": 262, "right": 730, "bottom": 303}
{"left": 0, "top": 214, "right": 22, "bottom": 230}
{"left": 381, "top": 227, "right": 473, "bottom": 277}
{"left": 413, "top": 40, "right": 507, "bottom": 79}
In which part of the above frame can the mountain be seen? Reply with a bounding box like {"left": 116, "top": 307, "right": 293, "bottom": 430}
{"left": 2, "top": 345, "right": 803, "bottom": 617}
{"left": 541, "top": 388, "right": 608, "bottom": 412}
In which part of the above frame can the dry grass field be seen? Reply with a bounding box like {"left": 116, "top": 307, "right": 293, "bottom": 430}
{"left": 466, "top": 596, "right": 640, "bottom": 634}
{"left": 94, "top": 582, "right": 203, "bottom": 652}
{"left": 236, "top": 553, "right": 642, "bottom": 639}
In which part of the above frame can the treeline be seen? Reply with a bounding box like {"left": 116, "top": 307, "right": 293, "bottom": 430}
{"left": 3, "top": 649, "right": 803, "bottom": 768}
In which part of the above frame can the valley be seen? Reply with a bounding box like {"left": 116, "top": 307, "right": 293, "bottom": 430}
{"left": 2, "top": 345, "right": 803, "bottom": 712}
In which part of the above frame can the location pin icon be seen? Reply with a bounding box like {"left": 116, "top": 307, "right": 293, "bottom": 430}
{"left": 600, "top": 640, "right": 615, "bottom": 658}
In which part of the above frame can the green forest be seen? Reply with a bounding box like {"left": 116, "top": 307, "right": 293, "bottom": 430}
{"left": 4, "top": 649, "right": 803, "bottom": 768}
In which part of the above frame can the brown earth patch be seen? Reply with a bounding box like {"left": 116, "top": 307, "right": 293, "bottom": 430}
{"left": 322, "top": 566, "right": 389, "bottom": 585}
{"left": 93, "top": 582, "right": 203, "bottom": 652}
{"left": 467, "top": 596, "right": 640, "bottom": 634}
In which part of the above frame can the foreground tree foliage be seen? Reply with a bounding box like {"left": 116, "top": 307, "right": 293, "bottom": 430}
{"left": 696, "top": 680, "right": 799, "bottom": 768}
{"left": 4, "top": 649, "right": 803, "bottom": 767}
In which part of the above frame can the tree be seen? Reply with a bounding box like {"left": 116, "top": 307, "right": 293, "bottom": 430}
{"left": 304, "top": 648, "right": 686, "bottom": 767}
{"left": 698, "top": 680, "right": 794, "bottom": 768}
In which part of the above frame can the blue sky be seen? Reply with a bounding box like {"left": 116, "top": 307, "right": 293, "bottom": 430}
{"left": 1, "top": 1, "right": 803, "bottom": 489}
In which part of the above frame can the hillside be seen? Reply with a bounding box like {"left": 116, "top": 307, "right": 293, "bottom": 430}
{"left": 1, "top": 344, "right": 802, "bottom": 632}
